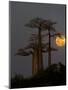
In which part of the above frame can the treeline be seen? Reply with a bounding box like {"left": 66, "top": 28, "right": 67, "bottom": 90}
{"left": 11, "top": 62, "right": 66, "bottom": 88}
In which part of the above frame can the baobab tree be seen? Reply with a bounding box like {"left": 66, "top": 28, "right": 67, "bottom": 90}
{"left": 40, "top": 20, "right": 62, "bottom": 66}
{"left": 16, "top": 34, "right": 48, "bottom": 75}
{"left": 16, "top": 17, "right": 63, "bottom": 75}
{"left": 44, "top": 32, "right": 63, "bottom": 66}
{"left": 25, "top": 18, "right": 54, "bottom": 71}
{"left": 25, "top": 18, "right": 58, "bottom": 67}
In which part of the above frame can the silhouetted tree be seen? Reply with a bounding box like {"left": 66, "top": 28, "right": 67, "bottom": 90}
{"left": 35, "top": 19, "right": 62, "bottom": 66}
{"left": 16, "top": 17, "right": 63, "bottom": 75}
{"left": 16, "top": 34, "right": 48, "bottom": 75}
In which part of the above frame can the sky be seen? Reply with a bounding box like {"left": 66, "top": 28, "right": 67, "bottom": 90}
{"left": 10, "top": 1, "right": 66, "bottom": 78}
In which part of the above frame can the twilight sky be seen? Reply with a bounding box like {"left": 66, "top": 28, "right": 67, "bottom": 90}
{"left": 10, "top": 1, "right": 66, "bottom": 78}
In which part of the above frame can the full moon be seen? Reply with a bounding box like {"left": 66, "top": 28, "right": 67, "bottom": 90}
{"left": 55, "top": 36, "right": 65, "bottom": 47}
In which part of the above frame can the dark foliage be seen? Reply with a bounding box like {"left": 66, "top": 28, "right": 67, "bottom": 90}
{"left": 11, "top": 63, "right": 66, "bottom": 88}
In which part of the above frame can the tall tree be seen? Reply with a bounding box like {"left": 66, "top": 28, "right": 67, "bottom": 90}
{"left": 25, "top": 18, "right": 57, "bottom": 67}
{"left": 16, "top": 17, "right": 62, "bottom": 75}
{"left": 40, "top": 20, "right": 62, "bottom": 66}
{"left": 16, "top": 34, "right": 48, "bottom": 75}
{"left": 25, "top": 18, "right": 45, "bottom": 72}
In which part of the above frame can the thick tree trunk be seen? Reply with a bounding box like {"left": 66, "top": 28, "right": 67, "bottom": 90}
{"left": 32, "top": 47, "right": 39, "bottom": 75}
{"left": 32, "top": 24, "right": 43, "bottom": 75}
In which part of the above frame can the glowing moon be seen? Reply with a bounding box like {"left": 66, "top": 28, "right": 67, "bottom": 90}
{"left": 55, "top": 36, "right": 65, "bottom": 47}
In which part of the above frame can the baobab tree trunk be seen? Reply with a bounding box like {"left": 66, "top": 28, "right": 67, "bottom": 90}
{"left": 32, "top": 24, "right": 43, "bottom": 75}
{"left": 32, "top": 47, "right": 39, "bottom": 75}
{"left": 38, "top": 24, "right": 43, "bottom": 71}
{"left": 48, "top": 27, "right": 51, "bottom": 66}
